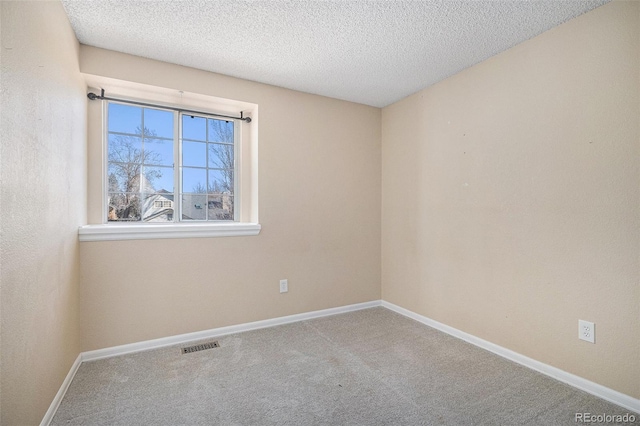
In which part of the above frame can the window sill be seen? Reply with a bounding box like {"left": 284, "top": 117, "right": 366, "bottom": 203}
{"left": 78, "top": 222, "right": 261, "bottom": 242}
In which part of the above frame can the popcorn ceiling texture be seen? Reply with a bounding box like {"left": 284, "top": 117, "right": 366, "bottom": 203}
{"left": 61, "top": 0, "right": 609, "bottom": 107}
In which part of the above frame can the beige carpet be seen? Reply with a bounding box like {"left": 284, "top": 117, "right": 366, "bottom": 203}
{"left": 51, "top": 307, "right": 637, "bottom": 425}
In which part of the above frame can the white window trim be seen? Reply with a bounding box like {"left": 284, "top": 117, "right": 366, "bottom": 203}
{"left": 80, "top": 79, "right": 260, "bottom": 242}
{"left": 79, "top": 222, "right": 261, "bottom": 242}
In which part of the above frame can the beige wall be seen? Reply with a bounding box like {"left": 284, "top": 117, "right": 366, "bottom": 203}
{"left": 382, "top": 0, "right": 639, "bottom": 399}
{"left": 78, "top": 46, "right": 382, "bottom": 351}
{"left": 0, "top": 2, "right": 86, "bottom": 424}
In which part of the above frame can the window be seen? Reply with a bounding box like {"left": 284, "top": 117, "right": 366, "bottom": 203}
{"left": 78, "top": 86, "right": 259, "bottom": 242}
{"left": 106, "top": 102, "right": 238, "bottom": 223}
{"left": 153, "top": 200, "right": 172, "bottom": 208}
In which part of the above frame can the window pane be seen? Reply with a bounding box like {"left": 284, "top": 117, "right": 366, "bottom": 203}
{"left": 182, "top": 194, "right": 206, "bottom": 220}
{"left": 182, "top": 167, "right": 207, "bottom": 193}
{"left": 108, "top": 103, "right": 142, "bottom": 135}
{"left": 108, "top": 162, "right": 141, "bottom": 193}
{"left": 108, "top": 192, "right": 141, "bottom": 221}
{"left": 108, "top": 135, "right": 143, "bottom": 164}
{"left": 142, "top": 193, "right": 174, "bottom": 222}
{"left": 208, "top": 119, "right": 234, "bottom": 143}
{"left": 208, "top": 194, "right": 233, "bottom": 221}
{"left": 182, "top": 141, "right": 206, "bottom": 167}
{"left": 107, "top": 164, "right": 124, "bottom": 192}
{"left": 143, "top": 166, "right": 173, "bottom": 193}
{"left": 208, "top": 169, "right": 233, "bottom": 194}
{"left": 208, "top": 142, "right": 234, "bottom": 169}
{"left": 143, "top": 108, "right": 173, "bottom": 139}
{"left": 144, "top": 138, "right": 173, "bottom": 166}
{"left": 182, "top": 115, "right": 206, "bottom": 141}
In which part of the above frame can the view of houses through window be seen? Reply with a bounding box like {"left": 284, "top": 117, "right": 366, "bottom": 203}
{"left": 107, "top": 102, "right": 236, "bottom": 222}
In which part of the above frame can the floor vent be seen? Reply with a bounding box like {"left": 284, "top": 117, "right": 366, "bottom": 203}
{"left": 182, "top": 341, "right": 220, "bottom": 354}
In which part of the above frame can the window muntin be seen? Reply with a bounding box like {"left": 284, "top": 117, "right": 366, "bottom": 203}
{"left": 106, "top": 102, "right": 237, "bottom": 223}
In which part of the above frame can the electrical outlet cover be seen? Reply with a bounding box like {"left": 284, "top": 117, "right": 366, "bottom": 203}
{"left": 578, "top": 320, "right": 595, "bottom": 343}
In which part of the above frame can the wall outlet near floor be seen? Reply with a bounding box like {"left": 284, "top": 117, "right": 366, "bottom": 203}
{"left": 578, "top": 320, "right": 595, "bottom": 343}
{"left": 279, "top": 279, "right": 288, "bottom": 293}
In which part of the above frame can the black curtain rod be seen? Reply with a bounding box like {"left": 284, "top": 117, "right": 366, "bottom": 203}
{"left": 87, "top": 89, "right": 252, "bottom": 123}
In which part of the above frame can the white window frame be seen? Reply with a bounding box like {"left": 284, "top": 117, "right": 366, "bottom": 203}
{"left": 177, "top": 111, "right": 240, "bottom": 223}
{"left": 79, "top": 87, "right": 260, "bottom": 242}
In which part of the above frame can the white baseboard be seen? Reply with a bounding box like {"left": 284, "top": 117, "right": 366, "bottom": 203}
{"left": 381, "top": 300, "right": 640, "bottom": 415}
{"left": 43, "top": 300, "right": 381, "bottom": 424}
{"left": 40, "top": 354, "right": 82, "bottom": 426}
{"left": 82, "top": 300, "right": 382, "bottom": 362}
{"left": 45, "top": 298, "right": 638, "bottom": 425}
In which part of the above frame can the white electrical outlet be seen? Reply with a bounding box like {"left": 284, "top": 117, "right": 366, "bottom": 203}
{"left": 579, "top": 320, "right": 595, "bottom": 343}
{"left": 279, "top": 279, "right": 288, "bottom": 293}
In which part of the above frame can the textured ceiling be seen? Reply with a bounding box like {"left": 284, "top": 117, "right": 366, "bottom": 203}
{"left": 61, "top": 0, "right": 609, "bottom": 108}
